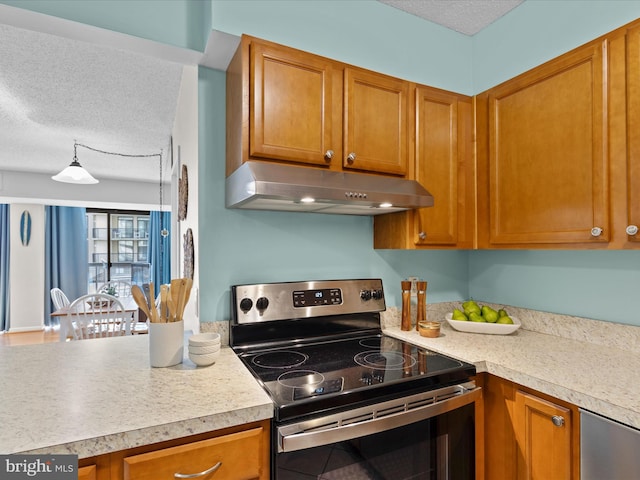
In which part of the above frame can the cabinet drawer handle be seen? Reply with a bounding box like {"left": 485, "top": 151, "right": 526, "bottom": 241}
{"left": 418, "top": 231, "right": 427, "bottom": 240}
{"left": 347, "top": 152, "right": 356, "bottom": 163}
{"left": 174, "top": 461, "right": 222, "bottom": 478}
{"left": 551, "top": 415, "right": 565, "bottom": 427}
{"left": 590, "top": 227, "right": 603, "bottom": 237}
{"left": 325, "top": 150, "right": 334, "bottom": 160}
{"left": 626, "top": 225, "right": 639, "bottom": 236}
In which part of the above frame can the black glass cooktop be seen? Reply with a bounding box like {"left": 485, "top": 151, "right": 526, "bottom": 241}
{"left": 236, "top": 334, "right": 475, "bottom": 422}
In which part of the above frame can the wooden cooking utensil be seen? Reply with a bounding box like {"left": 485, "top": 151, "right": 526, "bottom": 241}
{"left": 148, "top": 282, "right": 159, "bottom": 323}
{"left": 142, "top": 283, "right": 157, "bottom": 323}
{"left": 132, "top": 285, "right": 153, "bottom": 322}
{"left": 167, "top": 295, "right": 176, "bottom": 322}
{"left": 175, "top": 278, "right": 188, "bottom": 322}
{"left": 160, "top": 284, "right": 169, "bottom": 323}
{"left": 183, "top": 278, "right": 193, "bottom": 308}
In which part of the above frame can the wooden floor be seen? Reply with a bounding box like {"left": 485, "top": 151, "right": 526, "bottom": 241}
{"left": 0, "top": 328, "right": 60, "bottom": 347}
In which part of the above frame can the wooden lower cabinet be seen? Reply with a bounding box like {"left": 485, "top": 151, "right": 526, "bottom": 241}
{"left": 123, "top": 426, "right": 267, "bottom": 480}
{"left": 78, "top": 465, "right": 96, "bottom": 480}
{"left": 78, "top": 420, "right": 270, "bottom": 480}
{"left": 479, "top": 374, "right": 579, "bottom": 480}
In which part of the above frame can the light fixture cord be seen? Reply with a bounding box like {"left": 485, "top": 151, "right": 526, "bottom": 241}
{"left": 74, "top": 142, "right": 166, "bottom": 283}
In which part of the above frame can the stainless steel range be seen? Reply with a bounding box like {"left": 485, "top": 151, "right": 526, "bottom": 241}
{"left": 230, "top": 279, "right": 479, "bottom": 479}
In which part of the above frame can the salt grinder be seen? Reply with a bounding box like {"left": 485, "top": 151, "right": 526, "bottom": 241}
{"left": 416, "top": 281, "right": 427, "bottom": 330}
{"left": 401, "top": 280, "right": 412, "bottom": 331}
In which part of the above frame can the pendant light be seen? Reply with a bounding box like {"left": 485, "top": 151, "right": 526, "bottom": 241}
{"left": 52, "top": 143, "right": 99, "bottom": 184}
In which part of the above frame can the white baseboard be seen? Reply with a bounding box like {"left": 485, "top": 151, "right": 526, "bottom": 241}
{"left": 7, "top": 326, "right": 45, "bottom": 333}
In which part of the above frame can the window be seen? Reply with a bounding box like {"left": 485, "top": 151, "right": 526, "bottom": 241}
{"left": 87, "top": 209, "right": 151, "bottom": 293}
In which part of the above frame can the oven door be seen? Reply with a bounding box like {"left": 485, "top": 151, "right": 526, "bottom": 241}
{"left": 275, "top": 382, "right": 479, "bottom": 480}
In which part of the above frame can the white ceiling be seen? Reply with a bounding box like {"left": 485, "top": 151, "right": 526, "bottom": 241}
{"left": 379, "top": 0, "right": 524, "bottom": 36}
{"left": 0, "top": 1, "right": 525, "bottom": 185}
{"left": 0, "top": 22, "right": 183, "bottom": 183}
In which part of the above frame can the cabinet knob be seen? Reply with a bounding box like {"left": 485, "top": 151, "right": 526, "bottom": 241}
{"left": 626, "top": 225, "right": 639, "bottom": 236}
{"left": 347, "top": 152, "right": 357, "bottom": 163}
{"left": 174, "top": 461, "right": 222, "bottom": 478}
{"left": 551, "top": 415, "right": 565, "bottom": 427}
{"left": 325, "top": 150, "right": 334, "bottom": 160}
{"left": 590, "top": 227, "right": 603, "bottom": 237}
{"left": 418, "top": 232, "right": 426, "bottom": 240}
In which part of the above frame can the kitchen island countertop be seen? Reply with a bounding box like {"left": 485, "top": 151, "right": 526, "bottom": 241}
{"left": 384, "top": 320, "right": 640, "bottom": 430}
{"left": 0, "top": 334, "right": 273, "bottom": 458}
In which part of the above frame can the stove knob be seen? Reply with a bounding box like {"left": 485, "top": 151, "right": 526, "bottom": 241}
{"left": 360, "top": 290, "right": 372, "bottom": 301}
{"left": 239, "top": 298, "right": 253, "bottom": 313}
{"left": 256, "top": 297, "right": 269, "bottom": 312}
{"left": 372, "top": 289, "right": 383, "bottom": 300}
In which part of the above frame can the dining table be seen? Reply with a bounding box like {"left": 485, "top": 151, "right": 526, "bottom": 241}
{"left": 51, "top": 295, "right": 145, "bottom": 341}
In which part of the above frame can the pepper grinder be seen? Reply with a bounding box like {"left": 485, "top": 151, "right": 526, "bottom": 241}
{"left": 401, "top": 280, "right": 412, "bottom": 331}
{"left": 416, "top": 281, "right": 427, "bottom": 330}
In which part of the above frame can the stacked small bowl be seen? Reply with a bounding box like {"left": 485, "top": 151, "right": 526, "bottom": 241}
{"left": 188, "top": 333, "right": 221, "bottom": 367}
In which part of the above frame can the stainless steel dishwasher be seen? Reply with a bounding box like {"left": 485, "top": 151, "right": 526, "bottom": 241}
{"left": 581, "top": 409, "right": 640, "bottom": 479}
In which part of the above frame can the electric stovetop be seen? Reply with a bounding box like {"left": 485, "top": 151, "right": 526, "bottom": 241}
{"left": 236, "top": 332, "right": 475, "bottom": 421}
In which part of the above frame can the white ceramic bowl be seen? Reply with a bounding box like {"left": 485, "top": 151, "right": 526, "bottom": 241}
{"left": 189, "top": 350, "right": 220, "bottom": 367}
{"left": 188, "top": 333, "right": 221, "bottom": 346}
{"left": 188, "top": 343, "right": 221, "bottom": 355}
{"left": 445, "top": 313, "right": 521, "bottom": 335}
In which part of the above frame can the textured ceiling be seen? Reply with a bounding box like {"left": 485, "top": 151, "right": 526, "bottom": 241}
{"left": 379, "top": 0, "right": 524, "bottom": 35}
{"left": 0, "top": 22, "right": 183, "bottom": 183}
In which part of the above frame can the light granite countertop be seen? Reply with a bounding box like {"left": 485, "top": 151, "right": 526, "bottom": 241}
{"left": 0, "top": 335, "right": 273, "bottom": 458}
{"left": 3, "top": 305, "right": 638, "bottom": 459}
{"left": 382, "top": 303, "right": 640, "bottom": 430}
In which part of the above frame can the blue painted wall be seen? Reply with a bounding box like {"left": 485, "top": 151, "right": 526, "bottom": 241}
{"left": 198, "top": 67, "right": 470, "bottom": 322}
{"left": 4, "top": 0, "right": 640, "bottom": 325}
{"left": 211, "top": 0, "right": 474, "bottom": 94}
{"left": 472, "top": 0, "right": 640, "bottom": 92}
{"left": 0, "top": 0, "right": 211, "bottom": 51}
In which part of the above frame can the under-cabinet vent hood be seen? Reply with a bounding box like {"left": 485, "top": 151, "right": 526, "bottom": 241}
{"left": 225, "top": 161, "right": 434, "bottom": 215}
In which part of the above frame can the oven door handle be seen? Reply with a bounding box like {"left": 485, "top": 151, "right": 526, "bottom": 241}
{"left": 278, "top": 383, "right": 481, "bottom": 453}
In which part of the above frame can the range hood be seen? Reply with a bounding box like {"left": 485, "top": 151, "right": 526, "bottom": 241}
{"left": 225, "top": 161, "right": 434, "bottom": 215}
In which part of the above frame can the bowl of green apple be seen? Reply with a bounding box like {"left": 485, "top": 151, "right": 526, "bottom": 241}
{"left": 445, "top": 300, "right": 521, "bottom": 335}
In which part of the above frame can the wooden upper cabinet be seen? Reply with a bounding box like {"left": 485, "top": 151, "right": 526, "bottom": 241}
{"left": 227, "top": 35, "right": 412, "bottom": 178}
{"left": 249, "top": 41, "right": 336, "bottom": 166}
{"left": 414, "top": 87, "right": 459, "bottom": 245}
{"left": 626, "top": 24, "right": 640, "bottom": 243}
{"left": 373, "top": 87, "right": 474, "bottom": 249}
{"left": 480, "top": 40, "right": 610, "bottom": 247}
{"left": 343, "top": 68, "right": 409, "bottom": 175}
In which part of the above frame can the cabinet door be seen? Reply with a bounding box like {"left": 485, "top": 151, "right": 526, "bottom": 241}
{"left": 515, "top": 391, "right": 572, "bottom": 480}
{"left": 486, "top": 41, "right": 609, "bottom": 246}
{"left": 77, "top": 465, "right": 96, "bottom": 480}
{"left": 123, "top": 427, "right": 267, "bottom": 480}
{"left": 626, "top": 26, "right": 640, "bottom": 242}
{"left": 414, "top": 87, "right": 458, "bottom": 245}
{"left": 373, "top": 89, "right": 474, "bottom": 250}
{"left": 250, "top": 41, "right": 336, "bottom": 166}
{"left": 413, "top": 88, "right": 474, "bottom": 247}
{"left": 343, "top": 68, "right": 409, "bottom": 176}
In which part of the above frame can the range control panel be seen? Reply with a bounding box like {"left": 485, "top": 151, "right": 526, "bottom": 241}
{"left": 293, "top": 288, "right": 342, "bottom": 307}
{"left": 231, "top": 279, "right": 386, "bottom": 324}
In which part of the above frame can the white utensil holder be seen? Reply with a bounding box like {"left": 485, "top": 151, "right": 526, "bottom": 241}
{"left": 149, "top": 320, "right": 184, "bottom": 367}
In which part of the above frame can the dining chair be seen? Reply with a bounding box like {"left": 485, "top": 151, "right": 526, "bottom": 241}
{"left": 50, "top": 288, "right": 70, "bottom": 311}
{"left": 65, "top": 293, "right": 136, "bottom": 340}
{"left": 97, "top": 280, "right": 132, "bottom": 298}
